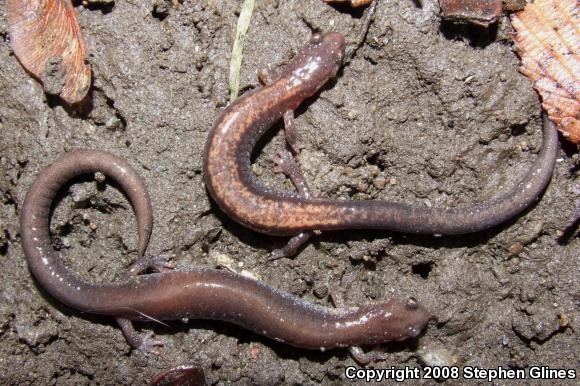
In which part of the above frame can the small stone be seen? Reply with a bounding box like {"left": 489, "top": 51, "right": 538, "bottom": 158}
{"left": 212, "top": 357, "right": 223, "bottom": 369}
{"left": 16, "top": 319, "right": 59, "bottom": 348}
{"left": 252, "top": 164, "right": 263, "bottom": 176}
{"left": 94, "top": 172, "right": 106, "bottom": 183}
{"left": 357, "top": 182, "right": 369, "bottom": 193}
{"left": 558, "top": 313, "right": 569, "bottom": 328}
{"left": 105, "top": 116, "right": 122, "bottom": 131}
{"left": 61, "top": 237, "right": 71, "bottom": 248}
{"left": 418, "top": 344, "right": 458, "bottom": 368}
{"left": 368, "top": 165, "right": 380, "bottom": 176}
{"left": 508, "top": 242, "right": 524, "bottom": 256}
{"left": 313, "top": 285, "right": 328, "bottom": 299}
{"left": 373, "top": 176, "right": 386, "bottom": 190}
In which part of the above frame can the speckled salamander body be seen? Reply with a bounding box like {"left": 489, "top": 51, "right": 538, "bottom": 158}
{"left": 20, "top": 150, "right": 429, "bottom": 351}
{"left": 203, "top": 32, "right": 558, "bottom": 237}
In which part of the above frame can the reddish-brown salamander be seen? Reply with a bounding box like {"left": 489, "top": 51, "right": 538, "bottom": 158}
{"left": 203, "top": 32, "right": 558, "bottom": 257}
{"left": 20, "top": 150, "right": 429, "bottom": 360}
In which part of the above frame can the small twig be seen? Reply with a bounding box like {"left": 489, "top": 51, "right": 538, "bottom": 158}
{"left": 344, "top": 0, "right": 378, "bottom": 63}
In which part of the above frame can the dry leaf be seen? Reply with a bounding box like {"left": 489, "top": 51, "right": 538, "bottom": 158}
{"left": 511, "top": 0, "right": 580, "bottom": 144}
{"left": 323, "top": 0, "right": 373, "bottom": 7}
{"left": 440, "top": 0, "right": 503, "bottom": 26}
{"left": 7, "top": 0, "right": 92, "bottom": 104}
{"left": 149, "top": 365, "right": 206, "bottom": 386}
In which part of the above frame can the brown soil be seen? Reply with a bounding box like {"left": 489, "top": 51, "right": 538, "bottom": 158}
{"left": 0, "top": 1, "right": 577, "bottom": 385}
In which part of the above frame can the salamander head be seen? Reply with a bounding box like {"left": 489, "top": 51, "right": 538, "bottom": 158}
{"left": 360, "top": 297, "right": 430, "bottom": 344}
{"left": 308, "top": 32, "right": 346, "bottom": 74}
{"left": 283, "top": 32, "right": 346, "bottom": 100}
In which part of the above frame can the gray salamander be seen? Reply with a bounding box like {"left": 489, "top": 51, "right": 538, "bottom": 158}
{"left": 20, "top": 150, "right": 429, "bottom": 357}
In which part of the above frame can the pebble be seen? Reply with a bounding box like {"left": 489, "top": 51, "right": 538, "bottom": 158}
{"left": 313, "top": 284, "right": 328, "bottom": 299}
{"left": 15, "top": 319, "right": 59, "bottom": 348}
{"left": 418, "top": 344, "right": 458, "bottom": 368}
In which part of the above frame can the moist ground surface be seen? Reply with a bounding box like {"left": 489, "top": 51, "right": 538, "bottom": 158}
{"left": 0, "top": 1, "right": 578, "bottom": 385}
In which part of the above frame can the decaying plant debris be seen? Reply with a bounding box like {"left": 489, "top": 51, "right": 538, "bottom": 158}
{"left": 511, "top": 0, "right": 580, "bottom": 144}
{"left": 6, "top": 0, "right": 91, "bottom": 104}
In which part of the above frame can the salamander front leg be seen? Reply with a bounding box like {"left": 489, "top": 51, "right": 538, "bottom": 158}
{"left": 282, "top": 110, "right": 306, "bottom": 154}
{"left": 257, "top": 67, "right": 277, "bottom": 85}
{"left": 116, "top": 253, "right": 175, "bottom": 354}
{"left": 559, "top": 203, "right": 580, "bottom": 243}
{"left": 258, "top": 67, "right": 305, "bottom": 153}
{"left": 270, "top": 150, "right": 312, "bottom": 199}
{"left": 269, "top": 232, "right": 313, "bottom": 260}
{"left": 348, "top": 345, "right": 388, "bottom": 366}
{"left": 329, "top": 289, "right": 387, "bottom": 366}
{"left": 116, "top": 318, "right": 164, "bottom": 355}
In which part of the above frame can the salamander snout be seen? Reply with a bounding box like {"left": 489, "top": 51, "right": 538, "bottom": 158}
{"left": 308, "top": 32, "right": 345, "bottom": 68}
{"left": 319, "top": 32, "right": 346, "bottom": 66}
{"left": 396, "top": 297, "right": 430, "bottom": 340}
{"left": 401, "top": 297, "right": 428, "bottom": 338}
{"left": 287, "top": 32, "right": 347, "bottom": 100}
{"left": 362, "top": 297, "right": 430, "bottom": 343}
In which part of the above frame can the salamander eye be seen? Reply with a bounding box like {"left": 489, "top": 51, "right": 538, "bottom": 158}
{"left": 310, "top": 33, "right": 323, "bottom": 45}
{"left": 406, "top": 297, "right": 419, "bottom": 311}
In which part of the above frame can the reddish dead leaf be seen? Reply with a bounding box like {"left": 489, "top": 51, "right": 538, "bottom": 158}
{"left": 148, "top": 365, "right": 206, "bottom": 386}
{"left": 440, "top": 0, "right": 503, "bottom": 26}
{"left": 7, "top": 0, "right": 92, "bottom": 104}
{"left": 323, "top": 0, "right": 373, "bottom": 7}
{"left": 511, "top": 0, "right": 580, "bottom": 144}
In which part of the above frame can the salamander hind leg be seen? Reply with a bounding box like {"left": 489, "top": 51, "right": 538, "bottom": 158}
{"left": 116, "top": 252, "right": 175, "bottom": 353}
{"left": 269, "top": 150, "right": 320, "bottom": 258}
{"left": 116, "top": 318, "right": 165, "bottom": 355}
{"left": 270, "top": 149, "right": 312, "bottom": 198}
{"left": 118, "top": 252, "right": 175, "bottom": 281}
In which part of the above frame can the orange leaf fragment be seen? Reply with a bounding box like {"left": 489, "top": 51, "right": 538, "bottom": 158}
{"left": 511, "top": 0, "right": 580, "bottom": 144}
{"left": 6, "top": 0, "right": 92, "bottom": 104}
{"left": 323, "top": 0, "right": 373, "bottom": 7}
{"left": 440, "top": 0, "right": 503, "bottom": 26}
